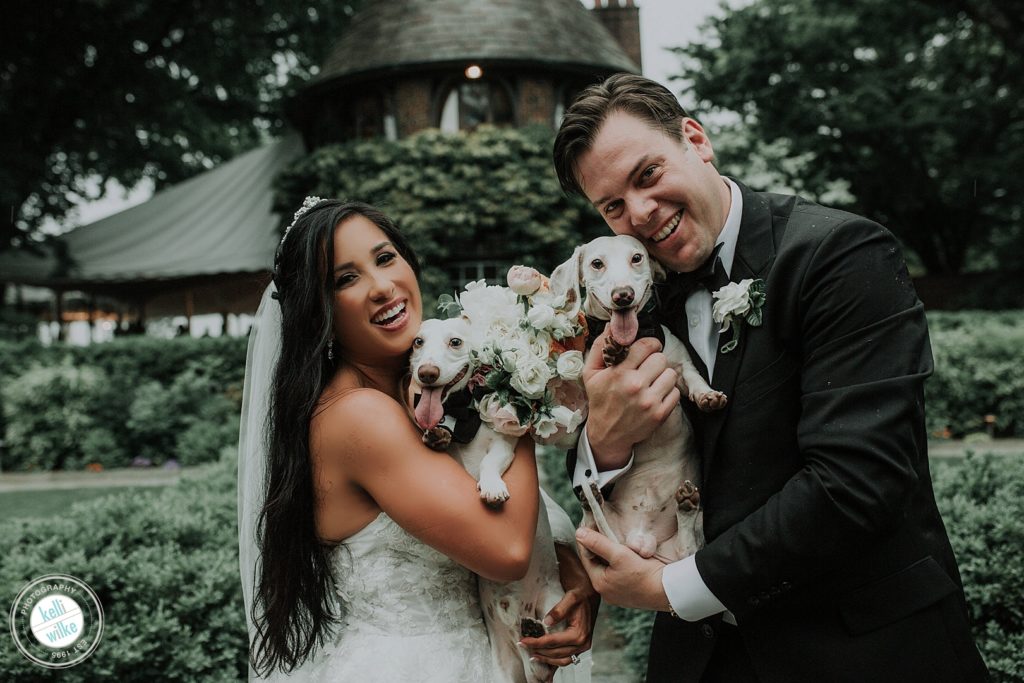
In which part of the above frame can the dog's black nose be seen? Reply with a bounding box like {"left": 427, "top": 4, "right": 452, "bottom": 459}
{"left": 417, "top": 364, "right": 440, "bottom": 385}
{"left": 612, "top": 286, "right": 635, "bottom": 307}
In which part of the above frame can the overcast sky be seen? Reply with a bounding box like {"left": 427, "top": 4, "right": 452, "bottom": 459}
{"left": 636, "top": 0, "right": 732, "bottom": 94}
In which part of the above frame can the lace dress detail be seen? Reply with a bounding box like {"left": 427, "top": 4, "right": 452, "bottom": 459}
{"left": 298, "top": 513, "right": 498, "bottom": 682}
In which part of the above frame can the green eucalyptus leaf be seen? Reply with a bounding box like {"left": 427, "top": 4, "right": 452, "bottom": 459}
{"left": 436, "top": 293, "right": 462, "bottom": 319}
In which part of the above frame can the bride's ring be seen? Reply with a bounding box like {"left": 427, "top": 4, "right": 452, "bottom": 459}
{"left": 570, "top": 654, "right": 581, "bottom": 666}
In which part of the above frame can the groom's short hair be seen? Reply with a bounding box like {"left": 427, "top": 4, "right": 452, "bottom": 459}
{"left": 553, "top": 73, "right": 691, "bottom": 198}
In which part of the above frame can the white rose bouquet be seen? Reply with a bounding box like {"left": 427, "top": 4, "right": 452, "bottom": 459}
{"left": 439, "top": 268, "right": 589, "bottom": 446}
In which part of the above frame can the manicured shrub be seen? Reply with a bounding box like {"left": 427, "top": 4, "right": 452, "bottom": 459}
{"left": 925, "top": 311, "right": 1024, "bottom": 437}
{"left": 127, "top": 364, "right": 239, "bottom": 466}
{"left": 175, "top": 419, "right": 239, "bottom": 467}
{"left": 275, "top": 125, "right": 605, "bottom": 304}
{"left": 0, "top": 457, "right": 247, "bottom": 681}
{"left": 0, "top": 361, "right": 125, "bottom": 471}
{"left": 0, "top": 337, "right": 247, "bottom": 471}
{"left": 0, "top": 337, "right": 51, "bottom": 378}
{"left": 1, "top": 449, "right": 1020, "bottom": 680}
{"left": 933, "top": 453, "right": 1024, "bottom": 682}
{"left": 72, "top": 336, "right": 247, "bottom": 393}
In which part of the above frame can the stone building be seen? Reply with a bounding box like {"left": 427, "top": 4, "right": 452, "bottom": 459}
{"left": 290, "top": 0, "right": 640, "bottom": 146}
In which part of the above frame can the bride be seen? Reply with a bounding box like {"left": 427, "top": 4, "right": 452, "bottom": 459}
{"left": 238, "top": 199, "right": 596, "bottom": 681}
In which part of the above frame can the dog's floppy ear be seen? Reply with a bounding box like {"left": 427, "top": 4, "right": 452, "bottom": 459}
{"left": 649, "top": 255, "right": 668, "bottom": 283}
{"left": 548, "top": 246, "right": 584, "bottom": 318}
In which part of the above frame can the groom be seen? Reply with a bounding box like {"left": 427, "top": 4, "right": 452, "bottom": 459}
{"left": 555, "top": 74, "right": 988, "bottom": 682}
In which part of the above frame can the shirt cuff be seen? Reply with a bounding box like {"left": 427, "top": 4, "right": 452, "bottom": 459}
{"left": 661, "top": 553, "right": 730, "bottom": 622}
{"left": 540, "top": 488, "right": 577, "bottom": 548}
{"left": 571, "top": 424, "right": 634, "bottom": 491}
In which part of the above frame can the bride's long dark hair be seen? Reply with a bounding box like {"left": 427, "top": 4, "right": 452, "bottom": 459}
{"left": 251, "top": 199, "right": 421, "bottom": 675}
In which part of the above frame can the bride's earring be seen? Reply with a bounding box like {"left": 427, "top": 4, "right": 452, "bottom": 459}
{"left": 327, "top": 339, "right": 335, "bottom": 361}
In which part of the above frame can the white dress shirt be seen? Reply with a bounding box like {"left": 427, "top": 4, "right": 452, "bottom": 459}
{"left": 573, "top": 177, "right": 743, "bottom": 624}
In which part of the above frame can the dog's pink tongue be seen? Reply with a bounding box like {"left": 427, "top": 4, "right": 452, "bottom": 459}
{"left": 610, "top": 308, "right": 639, "bottom": 346}
{"left": 414, "top": 386, "right": 445, "bottom": 430}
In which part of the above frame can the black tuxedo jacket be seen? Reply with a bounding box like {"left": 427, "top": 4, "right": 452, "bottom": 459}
{"left": 601, "top": 181, "right": 988, "bottom": 682}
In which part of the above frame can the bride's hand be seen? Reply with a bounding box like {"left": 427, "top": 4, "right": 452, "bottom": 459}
{"left": 519, "top": 543, "right": 599, "bottom": 668}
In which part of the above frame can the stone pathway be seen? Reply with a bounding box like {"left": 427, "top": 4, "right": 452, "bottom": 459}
{"left": 928, "top": 438, "right": 1024, "bottom": 457}
{"left": 0, "top": 465, "right": 184, "bottom": 492}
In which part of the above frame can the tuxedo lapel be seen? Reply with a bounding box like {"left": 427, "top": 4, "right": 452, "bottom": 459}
{"left": 701, "top": 182, "right": 776, "bottom": 473}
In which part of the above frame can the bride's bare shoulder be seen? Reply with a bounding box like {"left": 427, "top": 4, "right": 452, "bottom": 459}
{"left": 311, "top": 386, "right": 417, "bottom": 459}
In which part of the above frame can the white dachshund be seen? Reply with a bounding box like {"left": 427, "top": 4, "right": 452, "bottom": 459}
{"left": 549, "top": 235, "right": 727, "bottom": 563}
{"left": 410, "top": 317, "right": 566, "bottom": 683}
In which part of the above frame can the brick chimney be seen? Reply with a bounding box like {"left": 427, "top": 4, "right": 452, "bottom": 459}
{"left": 591, "top": 0, "right": 642, "bottom": 72}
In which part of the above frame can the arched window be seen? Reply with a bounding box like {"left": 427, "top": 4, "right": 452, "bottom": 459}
{"left": 554, "top": 82, "right": 585, "bottom": 128}
{"left": 438, "top": 79, "right": 515, "bottom": 133}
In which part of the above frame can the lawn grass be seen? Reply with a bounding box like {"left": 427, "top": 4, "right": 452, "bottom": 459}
{"left": 0, "top": 485, "right": 162, "bottom": 521}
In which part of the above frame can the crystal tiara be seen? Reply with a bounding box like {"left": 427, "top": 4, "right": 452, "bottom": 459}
{"left": 279, "top": 196, "right": 324, "bottom": 246}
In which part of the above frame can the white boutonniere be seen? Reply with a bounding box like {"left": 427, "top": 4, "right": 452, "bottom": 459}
{"left": 712, "top": 278, "right": 766, "bottom": 353}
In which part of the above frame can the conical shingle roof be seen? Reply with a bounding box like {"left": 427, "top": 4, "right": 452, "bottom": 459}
{"left": 314, "top": 0, "right": 638, "bottom": 85}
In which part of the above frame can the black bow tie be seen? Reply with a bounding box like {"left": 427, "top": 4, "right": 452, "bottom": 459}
{"left": 668, "top": 242, "right": 730, "bottom": 297}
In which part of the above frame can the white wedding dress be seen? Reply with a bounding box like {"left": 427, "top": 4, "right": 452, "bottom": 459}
{"left": 240, "top": 286, "right": 591, "bottom": 683}
{"left": 299, "top": 511, "right": 498, "bottom": 682}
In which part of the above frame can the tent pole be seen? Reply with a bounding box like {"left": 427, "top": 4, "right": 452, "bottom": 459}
{"left": 185, "top": 290, "right": 194, "bottom": 334}
{"left": 54, "top": 290, "right": 65, "bottom": 342}
{"left": 88, "top": 294, "right": 97, "bottom": 344}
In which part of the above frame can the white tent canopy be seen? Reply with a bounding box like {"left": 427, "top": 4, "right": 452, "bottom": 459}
{"left": 1, "top": 135, "right": 303, "bottom": 316}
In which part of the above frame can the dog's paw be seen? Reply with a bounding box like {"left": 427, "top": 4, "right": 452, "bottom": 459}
{"left": 693, "top": 390, "right": 728, "bottom": 412}
{"left": 675, "top": 480, "right": 701, "bottom": 512}
{"left": 478, "top": 476, "right": 510, "bottom": 507}
{"left": 422, "top": 426, "right": 452, "bottom": 451}
{"left": 602, "top": 339, "right": 628, "bottom": 367}
{"left": 520, "top": 617, "right": 547, "bottom": 639}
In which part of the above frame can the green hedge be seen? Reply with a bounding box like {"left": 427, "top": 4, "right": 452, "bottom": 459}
{"left": 925, "top": 311, "right": 1024, "bottom": 437}
{"left": 1, "top": 450, "right": 1019, "bottom": 681}
{"left": 274, "top": 125, "right": 605, "bottom": 304}
{"left": 0, "top": 336, "right": 247, "bottom": 471}
{"left": 0, "top": 456, "right": 247, "bottom": 681}
{"left": 1, "top": 361, "right": 123, "bottom": 471}
{"left": 0, "top": 310, "right": 1020, "bottom": 473}
{"left": 933, "top": 453, "right": 1024, "bottom": 682}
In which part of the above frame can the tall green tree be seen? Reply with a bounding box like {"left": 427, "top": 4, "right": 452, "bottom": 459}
{"left": 673, "top": 0, "right": 1023, "bottom": 274}
{"left": 0, "top": 0, "right": 363, "bottom": 250}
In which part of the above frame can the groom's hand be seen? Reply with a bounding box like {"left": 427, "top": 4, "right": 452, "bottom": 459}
{"left": 582, "top": 325, "right": 680, "bottom": 470}
{"left": 574, "top": 527, "right": 672, "bottom": 612}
